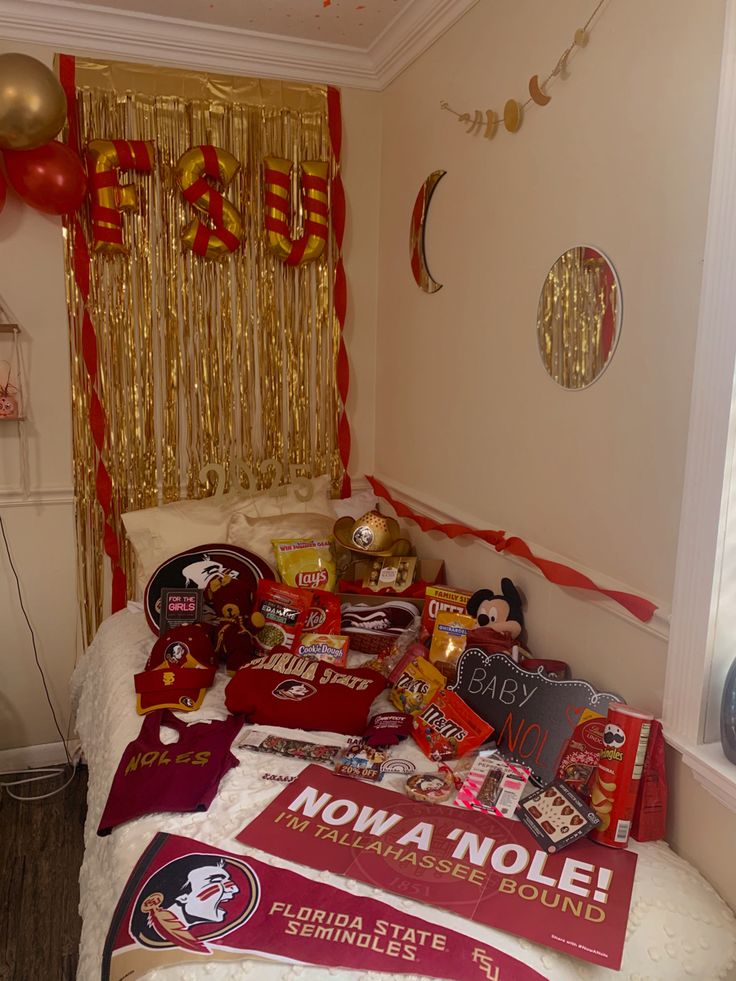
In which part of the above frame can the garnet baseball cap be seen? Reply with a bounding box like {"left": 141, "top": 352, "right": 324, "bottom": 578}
{"left": 134, "top": 624, "right": 217, "bottom": 715}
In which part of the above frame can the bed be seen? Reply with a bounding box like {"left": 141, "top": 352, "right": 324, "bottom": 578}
{"left": 71, "top": 605, "right": 736, "bottom": 981}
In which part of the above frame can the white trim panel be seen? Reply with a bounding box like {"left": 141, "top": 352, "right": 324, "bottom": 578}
{"left": 667, "top": 733, "right": 736, "bottom": 814}
{"left": 0, "top": 738, "right": 80, "bottom": 772}
{"left": 0, "top": 0, "right": 478, "bottom": 91}
{"left": 0, "top": 486, "right": 74, "bottom": 506}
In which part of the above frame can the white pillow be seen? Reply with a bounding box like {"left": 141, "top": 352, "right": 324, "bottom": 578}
{"left": 239, "top": 474, "right": 334, "bottom": 519}
{"left": 122, "top": 475, "right": 336, "bottom": 597}
{"left": 226, "top": 511, "right": 335, "bottom": 566}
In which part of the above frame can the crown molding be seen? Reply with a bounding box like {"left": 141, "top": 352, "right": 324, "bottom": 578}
{"left": 0, "top": 0, "right": 478, "bottom": 91}
{"left": 369, "top": 0, "right": 479, "bottom": 87}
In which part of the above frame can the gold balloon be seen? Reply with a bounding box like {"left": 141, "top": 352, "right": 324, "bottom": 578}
{"left": 0, "top": 53, "right": 67, "bottom": 150}
{"left": 175, "top": 145, "right": 243, "bottom": 259}
{"left": 263, "top": 156, "right": 329, "bottom": 265}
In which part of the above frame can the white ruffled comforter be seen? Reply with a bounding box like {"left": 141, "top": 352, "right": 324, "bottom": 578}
{"left": 72, "top": 609, "right": 736, "bottom": 981}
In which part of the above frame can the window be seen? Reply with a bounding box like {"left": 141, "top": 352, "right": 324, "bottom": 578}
{"left": 663, "top": 8, "right": 736, "bottom": 811}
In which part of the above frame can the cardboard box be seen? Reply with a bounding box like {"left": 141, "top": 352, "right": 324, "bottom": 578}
{"left": 337, "top": 560, "right": 445, "bottom": 655}
{"left": 340, "top": 559, "right": 445, "bottom": 605}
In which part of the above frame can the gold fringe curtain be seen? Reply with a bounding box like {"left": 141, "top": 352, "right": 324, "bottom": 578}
{"left": 61, "top": 59, "right": 342, "bottom": 643}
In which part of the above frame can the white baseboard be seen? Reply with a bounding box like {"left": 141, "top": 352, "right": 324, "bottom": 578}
{"left": 0, "top": 738, "right": 80, "bottom": 772}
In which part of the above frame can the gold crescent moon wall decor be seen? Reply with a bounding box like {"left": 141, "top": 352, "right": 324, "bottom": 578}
{"left": 409, "top": 169, "right": 446, "bottom": 293}
{"left": 529, "top": 74, "right": 551, "bottom": 107}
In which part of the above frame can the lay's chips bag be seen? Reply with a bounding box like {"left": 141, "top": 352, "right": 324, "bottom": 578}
{"left": 272, "top": 537, "right": 337, "bottom": 592}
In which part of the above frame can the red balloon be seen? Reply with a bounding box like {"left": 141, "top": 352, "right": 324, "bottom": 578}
{"left": 4, "top": 140, "right": 86, "bottom": 215}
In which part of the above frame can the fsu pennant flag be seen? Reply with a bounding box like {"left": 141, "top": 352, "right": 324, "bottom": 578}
{"left": 103, "top": 832, "right": 547, "bottom": 981}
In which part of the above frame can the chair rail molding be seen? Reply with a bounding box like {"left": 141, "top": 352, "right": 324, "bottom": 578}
{"left": 373, "top": 472, "right": 669, "bottom": 641}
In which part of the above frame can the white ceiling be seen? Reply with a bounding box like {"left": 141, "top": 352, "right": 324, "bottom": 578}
{"left": 0, "top": 0, "right": 479, "bottom": 89}
{"left": 62, "top": 0, "right": 415, "bottom": 49}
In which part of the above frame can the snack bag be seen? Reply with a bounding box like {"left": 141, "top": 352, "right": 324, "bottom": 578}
{"left": 390, "top": 655, "right": 445, "bottom": 715}
{"left": 273, "top": 537, "right": 337, "bottom": 592}
{"left": 412, "top": 688, "right": 493, "bottom": 761}
{"left": 304, "top": 588, "right": 342, "bottom": 633}
{"left": 252, "top": 579, "right": 311, "bottom": 655}
{"left": 428, "top": 611, "right": 475, "bottom": 682}
{"left": 296, "top": 633, "right": 350, "bottom": 666}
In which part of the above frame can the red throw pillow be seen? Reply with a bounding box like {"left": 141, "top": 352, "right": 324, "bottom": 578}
{"left": 224, "top": 652, "right": 386, "bottom": 736}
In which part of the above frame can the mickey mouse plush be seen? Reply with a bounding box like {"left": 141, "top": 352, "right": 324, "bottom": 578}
{"left": 467, "top": 578, "right": 524, "bottom": 640}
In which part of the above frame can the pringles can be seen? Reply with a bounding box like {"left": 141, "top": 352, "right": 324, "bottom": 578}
{"left": 590, "top": 703, "right": 653, "bottom": 848}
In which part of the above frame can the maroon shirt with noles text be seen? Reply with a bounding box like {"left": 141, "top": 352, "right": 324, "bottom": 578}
{"left": 224, "top": 652, "right": 386, "bottom": 735}
{"left": 97, "top": 710, "right": 242, "bottom": 835}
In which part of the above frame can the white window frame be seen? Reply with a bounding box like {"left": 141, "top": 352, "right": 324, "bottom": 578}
{"left": 663, "top": 0, "right": 736, "bottom": 811}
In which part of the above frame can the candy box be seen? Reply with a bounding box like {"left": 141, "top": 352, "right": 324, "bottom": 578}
{"left": 516, "top": 781, "right": 600, "bottom": 853}
{"left": 363, "top": 555, "right": 418, "bottom": 593}
{"left": 453, "top": 750, "right": 531, "bottom": 818}
{"left": 420, "top": 585, "right": 473, "bottom": 640}
{"left": 339, "top": 559, "right": 444, "bottom": 601}
{"left": 555, "top": 707, "right": 606, "bottom": 803}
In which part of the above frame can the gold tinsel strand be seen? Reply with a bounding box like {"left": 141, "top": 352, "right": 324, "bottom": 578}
{"left": 64, "top": 63, "right": 342, "bottom": 643}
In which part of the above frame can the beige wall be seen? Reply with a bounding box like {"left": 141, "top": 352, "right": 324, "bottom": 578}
{"left": 0, "top": 40, "right": 381, "bottom": 755}
{"left": 375, "top": 0, "right": 723, "bottom": 601}
{"left": 373, "top": 0, "right": 736, "bottom": 910}
{"left": 0, "top": 41, "right": 79, "bottom": 754}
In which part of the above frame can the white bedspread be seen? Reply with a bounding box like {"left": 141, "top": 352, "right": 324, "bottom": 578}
{"left": 72, "top": 609, "right": 736, "bottom": 981}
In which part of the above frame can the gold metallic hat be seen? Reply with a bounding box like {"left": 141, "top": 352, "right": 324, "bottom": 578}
{"left": 333, "top": 508, "right": 412, "bottom": 557}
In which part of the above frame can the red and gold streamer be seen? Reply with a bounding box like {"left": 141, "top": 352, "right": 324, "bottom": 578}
{"left": 366, "top": 476, "right": 657, "bottom": 623}
{"left": 59, "top": 56, "right": 349, "bottom": 641}
{"left": 327, "top": 86, "right": 351, "bottom": 498}
{"left": 60, "top": 54, "right": 128, "bottom": 615}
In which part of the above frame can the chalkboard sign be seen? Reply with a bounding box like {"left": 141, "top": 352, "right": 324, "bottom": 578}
{"left": 449, "top": 649, "right": 621, "bottom": 784}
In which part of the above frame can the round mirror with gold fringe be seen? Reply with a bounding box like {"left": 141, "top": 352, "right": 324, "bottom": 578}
{"left": 537, "top": 246, "right": 621, "bottom": 390}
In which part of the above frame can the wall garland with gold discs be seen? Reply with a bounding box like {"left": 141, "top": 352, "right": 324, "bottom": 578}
{"left": 441, "top": 0, "right": 609, "bottom": 140}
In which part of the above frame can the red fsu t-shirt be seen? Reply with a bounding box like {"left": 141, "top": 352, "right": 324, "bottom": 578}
{"left": 224, "top": 652, "right": 386, "bottom": 735}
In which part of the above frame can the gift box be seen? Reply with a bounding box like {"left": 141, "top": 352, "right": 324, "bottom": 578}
{"left": 338, "top": 558, "right": 445, "bottom": 600}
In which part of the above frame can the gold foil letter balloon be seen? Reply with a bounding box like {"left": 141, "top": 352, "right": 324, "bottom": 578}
{"left": 175, "top": 145, "right": 243, "bottom": 259}
{"left": 263, "top": 156, "right": 329, "bottom": 265}
{"left": 0, "top": 53, "right": 67, "bottom": 150}
{"left": 86, "top": 139, "right": 155, "bottom": 253}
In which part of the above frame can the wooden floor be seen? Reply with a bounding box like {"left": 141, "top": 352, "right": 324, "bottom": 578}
{"left": 0, "top": 764, "right": 87, "bottom": 981}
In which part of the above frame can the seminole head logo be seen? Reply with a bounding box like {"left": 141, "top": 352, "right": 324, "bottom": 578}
{"left": 130, "top": 854, "right": 260, "bottom": 954}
